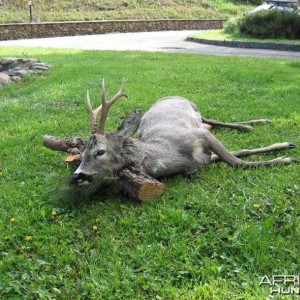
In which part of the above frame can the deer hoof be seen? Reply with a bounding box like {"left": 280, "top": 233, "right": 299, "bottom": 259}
{"left": 290, "top": 157, "right": 299, "bottom": 163}
{"left": 287, "top": 143, "right": 296, "bottom": 149}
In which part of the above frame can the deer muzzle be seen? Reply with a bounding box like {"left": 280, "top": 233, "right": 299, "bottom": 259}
{"left": 72, "top": 172, "right": 93, "bottom": 186}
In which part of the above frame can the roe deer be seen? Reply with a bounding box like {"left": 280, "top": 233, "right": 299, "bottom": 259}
{"left": 72, "top": 80, "right": 297, "bottom": 185}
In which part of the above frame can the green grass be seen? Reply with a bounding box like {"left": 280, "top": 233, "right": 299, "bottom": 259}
{"left": 0, "top": 0, "right": 251, "bottom": 23}
{"left": 0, "top": 47, "right": 300, "bottom": 299}
{"left": 191, "top": 29, "right": 300, "bottom": 45}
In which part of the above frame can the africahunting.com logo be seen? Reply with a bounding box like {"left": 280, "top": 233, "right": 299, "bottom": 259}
{"left": 260, "top": 275, "right": 300, "bottom": 296}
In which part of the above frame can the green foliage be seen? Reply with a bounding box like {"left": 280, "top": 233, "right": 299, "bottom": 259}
{"left": 0, "top": 0, "right": 252, "bottom": 23}
{"left": 239, "top": 10, "right": 300, "bottom": 39}
{"left": 223, "top": 16, "right": 241, "bottom": 34}
{"left": 0, "top": 47, "right": 299, "bottom": 299}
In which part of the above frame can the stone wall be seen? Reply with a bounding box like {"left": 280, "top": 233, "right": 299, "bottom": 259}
{"left": 0, "top": 19, "right": 224, "bottom": 41}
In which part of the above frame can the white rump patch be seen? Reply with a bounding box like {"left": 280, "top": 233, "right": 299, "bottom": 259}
{"left": 192, "top": 139, "right": 205, "bottom": 163}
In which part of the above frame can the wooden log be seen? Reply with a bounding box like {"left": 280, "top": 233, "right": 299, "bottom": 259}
{"left": 42, "top": 134, "right": 85, "bottom": 154}
{"left": 42, "top": 135, "right": 165, "bottom": 201}
{"left": 118, "top": 169, "right": 165, "bottom": 202}
{"left": 65, "top": 154, "right": 82, "bottom": 164}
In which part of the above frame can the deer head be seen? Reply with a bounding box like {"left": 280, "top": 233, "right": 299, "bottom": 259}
{"left": 72, "top": 79, "right": 141, "bottom": 185}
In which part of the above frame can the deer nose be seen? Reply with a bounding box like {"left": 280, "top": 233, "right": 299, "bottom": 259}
{"left": 72, "top": 172, "right": 92, "bottom": 185}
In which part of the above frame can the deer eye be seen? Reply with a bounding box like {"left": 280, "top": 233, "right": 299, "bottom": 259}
{"left": 96, "top": 150, "right": 106, "bottom": 156}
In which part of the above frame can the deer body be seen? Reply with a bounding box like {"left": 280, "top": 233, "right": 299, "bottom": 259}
{"left": 72, "top": 80, "right": 297, "bottom": 186}
{"left": 134, "top": 96, "right": 211, "bottom": 177}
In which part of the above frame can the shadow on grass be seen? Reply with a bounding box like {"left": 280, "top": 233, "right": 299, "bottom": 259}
{"left": 43, "top": 173, "right": 139, "bottom": 210}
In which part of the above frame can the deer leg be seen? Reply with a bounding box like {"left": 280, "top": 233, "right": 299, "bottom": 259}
{"left": 235, "top": 119, "right": 272, "bottom": 125}
{"left": 205, "top": 132, "right": 298, "bottom": 167}
{"left": 202, "top": 117, "right": 272, "bottom": 132}
{"left": 202, "top": 117, "right": 253, "bottom": 132}
{"left": 211, "top": 142, "right": 296, "bottom": 162}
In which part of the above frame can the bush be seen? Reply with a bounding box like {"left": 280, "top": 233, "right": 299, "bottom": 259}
{"left": 223, "top": 17, "right": 241, "bottom": 34}
{"left": 239, "top": 10, "right": 300, "bottom": 39}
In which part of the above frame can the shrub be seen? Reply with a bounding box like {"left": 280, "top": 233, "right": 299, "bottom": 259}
{"left": 223, "top": 17, "right": 241, "bottom": 34}
{"left": 239, "top": 10, "right": 300, "bottom": 39}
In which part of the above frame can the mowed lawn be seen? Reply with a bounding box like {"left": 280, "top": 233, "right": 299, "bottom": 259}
{"left": 0, "top": 47, "right": 299, "bottom": 299}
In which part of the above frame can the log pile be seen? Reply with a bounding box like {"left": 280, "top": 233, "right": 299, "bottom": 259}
{"left": 42, "top": 135, "right": 165, "bottom": 202}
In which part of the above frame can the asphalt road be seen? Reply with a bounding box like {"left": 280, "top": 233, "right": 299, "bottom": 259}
{"left": 1, "top": 30, "right": 300, "bottom": 59}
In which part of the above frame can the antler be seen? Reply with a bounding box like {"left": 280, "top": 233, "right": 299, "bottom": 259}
{"left": 86, "top": 79, "right": 127, "bottom": 134}
{"left": 86, "top": 90, "right": 102, "bottom": 134}
{"left": 97, "top": 79, "right": 127, "bottom": 134}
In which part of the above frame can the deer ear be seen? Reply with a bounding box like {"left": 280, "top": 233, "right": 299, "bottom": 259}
{"left": 116, "top": 110, "right": 142, "bottom": 140}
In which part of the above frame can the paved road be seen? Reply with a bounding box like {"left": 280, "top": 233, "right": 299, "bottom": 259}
{"left": 1, "top": 30, "right": 300, "bottom": 59}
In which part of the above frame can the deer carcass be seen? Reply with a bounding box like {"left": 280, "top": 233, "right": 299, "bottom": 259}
{"left": 70, "top": 79, "right": 297, "bottom": 187}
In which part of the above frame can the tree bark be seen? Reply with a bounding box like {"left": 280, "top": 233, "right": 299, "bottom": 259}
{"left": 43, "top": 134, "right": 86, "bottom": 155}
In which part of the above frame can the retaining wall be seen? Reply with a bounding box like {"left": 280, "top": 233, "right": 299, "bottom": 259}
{"left": 0, "top": 19, "right": 224, "bottom": 41}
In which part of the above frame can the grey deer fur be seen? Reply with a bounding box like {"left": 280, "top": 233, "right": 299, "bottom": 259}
{"left": 73, "top": 80, "right": 297, "bottom": 185}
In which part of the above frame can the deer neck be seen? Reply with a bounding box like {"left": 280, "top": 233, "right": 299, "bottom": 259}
{"left": 121, "top": 137, "right": 173, "bottom": 177}
{"left": 120, "top": 138, "right": 145, "bottom": 168}
{"left": 121, "top": 137, "right": 162, "bottom": 162}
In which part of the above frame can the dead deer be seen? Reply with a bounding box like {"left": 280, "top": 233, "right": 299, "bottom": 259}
{"left": 72, "top": 79, "right": 297, "bottom": 186}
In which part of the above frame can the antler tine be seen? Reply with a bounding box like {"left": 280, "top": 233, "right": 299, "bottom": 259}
{"left": 86, "top": 90, "right": 102, "bottom": 134}
{"left": 97, "top": 79, "right": 127, "bottom": 134}
{"left": 101, "top": 78, "right": 108, "bottom": 103}
{"left": 110, "top": 79, "right": 127, "bottom": 103}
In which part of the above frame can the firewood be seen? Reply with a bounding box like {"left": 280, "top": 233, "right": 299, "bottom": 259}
{"left": 43, "top": 135, "right": 86, "bottom": 154}
{"left": 42, "top": 135, "right": 165, "bottom": 201}
{"left": 65, "top": 154, "right": 81, "bottom": 164}
{"left": 118, "top": 169, "right": 165, "bottom": 202}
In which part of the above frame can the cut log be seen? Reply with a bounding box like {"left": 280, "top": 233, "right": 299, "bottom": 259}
{"left": 42, "top": 134, "right": 86, "bottom": 154}
{"left": 119, "top": 169, "right": 165, "bottom": 202}
{"left": 65, "top": 154, "right": 81, "bottom": 164}
{"left": 42, "top": 135, "right": 165, "bottom": 201}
